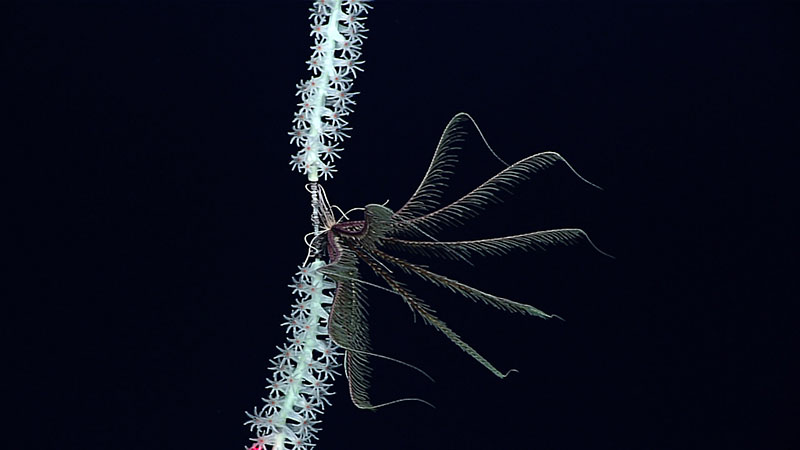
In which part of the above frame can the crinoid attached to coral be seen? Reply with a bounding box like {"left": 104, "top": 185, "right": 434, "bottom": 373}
{"left": 313, "top": 112, "right": 611, "bottom": 410}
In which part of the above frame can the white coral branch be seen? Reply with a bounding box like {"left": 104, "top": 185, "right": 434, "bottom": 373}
{"left": 245, "top": 261, "right": 341, "bottom": 450}
{"left": 288, "top": 0, "right": 372, "bottom": 181}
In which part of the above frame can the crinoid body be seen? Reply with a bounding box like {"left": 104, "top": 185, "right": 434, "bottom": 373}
{"left": 315, "top": 112, "right": 609, "bottom": 409}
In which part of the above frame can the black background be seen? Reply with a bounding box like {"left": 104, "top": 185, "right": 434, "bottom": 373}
{"left": 5, "top": 1, "right": 797, "bottom": 449}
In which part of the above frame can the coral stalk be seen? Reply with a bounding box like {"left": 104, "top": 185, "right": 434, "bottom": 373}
{"left": 245, "top": 1, "right": 371, "bottom": 449}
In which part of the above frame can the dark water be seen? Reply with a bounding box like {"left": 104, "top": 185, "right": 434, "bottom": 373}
{"left": 5, "top": 1, "right": 796, "bottom": 449}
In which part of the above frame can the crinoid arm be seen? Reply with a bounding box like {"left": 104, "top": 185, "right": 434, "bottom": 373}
{"left": 392, "top": 150, "right": 601, "bottom": 236}
{"left": 383, "top": 228, "right": 603, "bottom": 260}
{"left": 393, "top": 112, "right": 518, "bottom": 223}
{"left": 318, "top": 204, "right": 429, "bottom": 410}
{"left": 353, "top": 246, "right": 518, "bottom": 379}
{"left": 317, "top": 248, "right": 375, "bottom": 409}
{"left": 391, "top": 114, "right": 466, "bottom": 222}
{"left": 389, "top": 113, "right": 602, "bottom": 238}
{"left": 319, "top": 242, "right": 437, "bottom": 410}
{"left": 371, "top": 247, "right": 555, "bottom": 319}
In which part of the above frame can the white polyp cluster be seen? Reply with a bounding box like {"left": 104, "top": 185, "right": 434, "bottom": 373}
{"left": 245, "top": 260, "right": 341, "bottom": 450}
{"left": 288, "top": 0, "right": 371, "bottom": 181}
